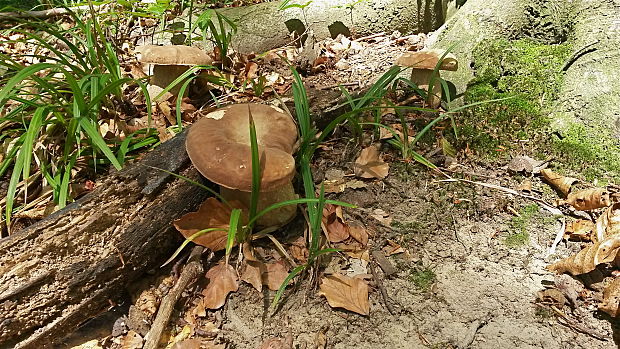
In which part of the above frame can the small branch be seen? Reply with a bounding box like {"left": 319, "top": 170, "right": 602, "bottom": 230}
{"left": 369, "top": 260, "right": 396, "bottom": 315}
{"left": 143, "top": 246, "right": 205, "bottom": 349}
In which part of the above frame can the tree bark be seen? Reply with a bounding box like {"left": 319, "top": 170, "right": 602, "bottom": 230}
{"left": 0, "top": 131, "right": 210, "bottom": 349}
{"left": 149, "top": 0, "right": 457, "bottom": 54}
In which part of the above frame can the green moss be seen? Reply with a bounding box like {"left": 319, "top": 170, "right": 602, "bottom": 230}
{"left": 409, "top": 266, "right": 436, "bottom": 291}
{"left": 458, "top": 38, "right": 571, "bottom": 158}
{"left": 459, "top": 38, "right": 620, "bottom": 179}
{"left": 504, "top": 204, "right": 539, "bottom": 248}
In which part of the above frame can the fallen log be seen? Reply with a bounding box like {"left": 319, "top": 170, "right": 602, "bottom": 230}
{"left": 0, "top": 131, "right": 211, "bottom": 349}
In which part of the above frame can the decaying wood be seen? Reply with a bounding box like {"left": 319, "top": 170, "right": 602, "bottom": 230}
{"left": 0, "top": 131, "right": 210, "bottom": 349}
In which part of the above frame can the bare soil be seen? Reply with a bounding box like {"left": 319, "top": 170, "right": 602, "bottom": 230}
{"left": 62, "top": 32, "right": 618, "bottom": 349}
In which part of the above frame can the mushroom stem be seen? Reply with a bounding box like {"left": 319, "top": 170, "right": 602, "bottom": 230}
{"left": 410, "top": 68, "right": 442, "bottom": 108}
{"left": 151, "top": 65, "right": 191, "bottom": 98}
{"left": 220, "top": 181, "right": 298, "bottom": 228}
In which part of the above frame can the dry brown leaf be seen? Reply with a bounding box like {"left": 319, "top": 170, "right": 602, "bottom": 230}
{"left": 318, "top": 273, "right": 370, "bottom": 315}
{"left": 202, "top": 263, "right": 239, "bottom": 309}
{"left": 594, "top": 235, "right": 620, "bottom": 265}
{"left": 600, "top": 277, "right": 620, "bottom": 317}
{"left": 241, "top": 260, "right": 264, "bottom": 292}
{"left": 322, "top": 179, "right": 346, "bottom": 193}
{"left": 541, "top": 169, "right": 577, "bottom": 197}
{"left": 507, "top": 155, "right": 546, "bottom": 174}
{"left": 173, "top": 198, "right": 246, "bottom": 251}
{"left": 516, "top": 180, "right": 532, "bottom": 192}
{"left": 322, "top": 204, "right": 350, "bottom": 242}
{"left": 262, "top": 262, "right": 289, "bottom": 291}
{"left": 561, "top": 188, "right": 611, "bottom": 211}
{"left": 349, "top": 223, "right": 368, "bottom": 246}
{"left": 548, "top": 235, "right": 620, "bottom": 276}
{"left": 171, "top": 338, "right": 202, "bottom": 349}
{"left": 354, "top": 145, "right": 389, "bottom": 179}
{"left": 537, "top": 288, "right": 567, "bottom": 308}
{"left": 371, "top": 209, "right": 392, "bottom": 225}
{"left": 565, "top": 219, "right": 595, "bottom": 242}
{"left": 547, "top": 241, "right": 601, "bottom": 275}
{"left": 121, "top": 330, "right": 143, "bottom": 349}
{"left": 596, "top": 203, "right": 620, "bottom": 241}
{"left": 289, "top": 237, "right": 309, "bottom": 263}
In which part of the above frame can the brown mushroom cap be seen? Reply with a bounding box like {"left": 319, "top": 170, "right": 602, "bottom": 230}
{"left": 396, "top": 49, "right": 458, "bottom": 71}
{"left": 136, "top": 45, "right": 213, "bottom": 66}
{"left": 186, "top": 103, "right": 298, "bottom": 192}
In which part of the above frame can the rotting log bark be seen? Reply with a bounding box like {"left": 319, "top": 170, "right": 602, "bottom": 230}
{"left": 0, "top": 131, "right": 210, "bottom": 349}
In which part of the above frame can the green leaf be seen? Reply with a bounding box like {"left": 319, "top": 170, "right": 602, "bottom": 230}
{"left": 78, "top": 118, "right": 122, "bottom": 170}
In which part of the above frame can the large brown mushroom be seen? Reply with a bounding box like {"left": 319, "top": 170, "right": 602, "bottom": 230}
{"left": 136, "top": 45, "right": 213, "bottom": 101}
{"left": 396, "top": 49, "right": 458, "bottom": 108}
{"left": 186, "top": 103, "right": 299, "bottom": 227}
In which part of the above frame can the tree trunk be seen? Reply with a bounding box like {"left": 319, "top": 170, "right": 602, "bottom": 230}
{"left": 428, "top": 0, "right": 620, "bottom": 171}
{"left": 150, "top": 0, "right": 457, "bottom": 53}
{"left": 0, "top": 131, "right": 210, "bottom": 349}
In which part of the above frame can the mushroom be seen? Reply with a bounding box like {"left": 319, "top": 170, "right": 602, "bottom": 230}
{"left": 396, "top": 49, "right": 458, "bottom": 108}
{"left": 136, "top": 45, "right": 213, "bottom": 101}
{"left": 186, "top": 103, "right": 299, "bottom": 227}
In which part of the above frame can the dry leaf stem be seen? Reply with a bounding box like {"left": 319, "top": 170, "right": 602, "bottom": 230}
{"left": 143, "top": 246, "right": 206, "bottom": 349}
{"left": 369, "top": 260, "right": 395, "bottom": 314}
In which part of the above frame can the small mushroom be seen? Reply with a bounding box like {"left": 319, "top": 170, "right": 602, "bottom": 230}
{"left": 396, "top": 49, "right": 458, "bottom": 108}
{"left": 186, "top": 103, "right": 299, "bottom": 227}
{"left": 136, "top": 45, "right": 213, "bottom": 101}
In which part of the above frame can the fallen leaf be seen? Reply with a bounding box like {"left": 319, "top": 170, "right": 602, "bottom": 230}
{"left": 167, "top": 325, "right": 193, "bottom": 348}
{"left": 349, "top": 223, "right": 368, "bottom": 246}
{"left": 322, "top": 179, "right": 346, "bottom": 193}
{"left": 202, "top": 263, "right": 239, "bottom": 309}
{"left": 345, "top": 180, "right": 367, "bottom": 189}
{"left": 171, "top": 338, "right": 201, "bottom": 349}
{"left": 121, "top": 330, "right": 143, "bottom": 349}
{"left": 354, "top": 145, "right": 389, "bottom": 179}
{"left": 537, "top": 288, "right": 567, "bottom": 308}
{"left": 596, "top": 203, "right": 620, "bottom": 241}
{"left": 516, "top": 180, "right": 532, "bottom": 192}
{"left": 371, "top": 209, "right": 392, "bottom": 225}
{"left": 561, "top": 188, "right": 611, "bottom": 211}
{"left": 565, "top": 219, "right": 595, "bottom": 242}
{"left": 547, "top": 235, "right": 620, "bottom": 276}
{"left": 173, "top": 198, "right": 246, "bottom": 251}
{"left": 541, "top": 169, "right": 578, "bottom": 197}
{"left": 322, "top": 204, "right": 350, "bottom": 242}
{"left": 600, "top": 277, "right": 620, "bottom": 317}
{"left": 594, "top": 235, "right": 620, "bottom": 265}
{"left": 440, "top": 137, "right": 456, "bottom": 157}
{"left": 241, "top": 260, "right": 264, "bottom": 292}
{"left": 69, "top": 339, "right": 102, "bottom": 349}
{"left": 318, "top": 273, "right": 370, "bottom": 315}
{"left": 507, "top": 155, "right": 546, "bottom": 174}
{"left": 262, "top": 262, "right": 289, "bottom": 291}
{"left": 289, "top": 237, "right": 309, "bottom": 263}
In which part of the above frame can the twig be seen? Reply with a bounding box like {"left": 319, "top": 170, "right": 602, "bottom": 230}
{"left": 369, "top": 260, "right": 396, "bottom": 315}
{"left": 438, "top": 178, "right": 562, "bottom": 216}
{"left": 143, "top": 246, "right": 205, "bottom": 349}
{"left": 0, "top": 4, "right": 104, "bottom": 19}
{"left": 562, "top": 40, "right": 599, "bottom": 72}
{"left": 371, "top": 250, "right": 397, "bottom": 277}
{"left": 353, "top": 32, "right": 385, "bottom": 42}
{"left": 551, "top": 305, "right": 610, "bottom": 341}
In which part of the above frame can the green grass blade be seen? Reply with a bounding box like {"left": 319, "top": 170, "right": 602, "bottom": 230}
{"left": 270, "top": 264, "right": 306, "bottom": 311}
{"left": 225, "top": 208, "right": 242, "bottom": 264}
{"left": 78, "top": 117, "right": 122, "bottom": 170}
{"left": 162, "top": 227, "right": 227, "bottom": 267}
{"left": 247, "top": 105, "right": 261, "bottom": 234}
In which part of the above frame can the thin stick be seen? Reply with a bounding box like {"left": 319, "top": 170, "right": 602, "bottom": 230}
{"left": 143, "top": 246, "right": 205, "bottom": 349}
{"left": 369, "top": 260, "right": 395, "bottom": 315}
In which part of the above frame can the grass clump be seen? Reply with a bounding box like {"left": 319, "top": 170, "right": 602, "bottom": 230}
{"left": 410, "top": 265, "right": 436, "bottom": 291}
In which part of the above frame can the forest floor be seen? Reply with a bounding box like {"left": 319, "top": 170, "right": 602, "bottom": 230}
{"left": 54, "top": 30, "right": 618, "bottom": 349}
